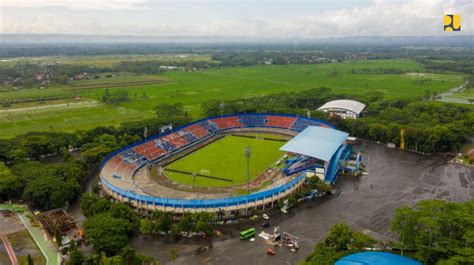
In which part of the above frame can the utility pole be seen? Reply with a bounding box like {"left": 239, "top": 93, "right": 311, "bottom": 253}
{"left": 245, "top": 146, "right": 251, "bottom": 194}
{"left": 219, "top": 102, "right": 225, "bottom": 118}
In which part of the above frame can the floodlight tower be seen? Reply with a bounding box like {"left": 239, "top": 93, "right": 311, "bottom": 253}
{"left": 245, "top": 146, "right": 251, "bottom": 194}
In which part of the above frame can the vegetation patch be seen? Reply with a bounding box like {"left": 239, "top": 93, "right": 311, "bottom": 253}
{"left": 7, "top": 229, "right": 46, "bottom": 265}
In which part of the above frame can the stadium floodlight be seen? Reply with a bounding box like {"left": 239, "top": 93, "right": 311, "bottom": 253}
{"left": 245, "top": 146, "right": 251, "bottom": 194}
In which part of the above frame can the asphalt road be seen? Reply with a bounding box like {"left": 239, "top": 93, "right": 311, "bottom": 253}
{"left": 131, "top": 142, "right": 474, "bottom": 265}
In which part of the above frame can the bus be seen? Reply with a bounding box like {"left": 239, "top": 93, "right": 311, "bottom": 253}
{"left": 240, "top": 228, "right": 256, "bottom": 240}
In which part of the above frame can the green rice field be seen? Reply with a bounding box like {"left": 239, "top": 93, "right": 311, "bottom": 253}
{"left": 0, "top": 59, "right": 466, "bottom": 138}
{"left": 164, "top": 135, "right": 285, "bottom": 187}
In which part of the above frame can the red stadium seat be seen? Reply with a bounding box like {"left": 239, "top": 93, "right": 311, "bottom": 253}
{"left": 266, "top": 116, "right": 296, "bottom": 129}
{"left": 133, "top": 141, "right": 166, "bottom": 161}
{"left": 162, "top": 132, "right": 189, "bottom": 148}
{"left": 211, "top": 117, "right": 242, "bottom": 130}
{"left": 184, "top": 124, "right": 209, "bottom": 138}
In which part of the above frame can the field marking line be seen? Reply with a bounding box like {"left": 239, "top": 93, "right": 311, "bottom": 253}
{"left": 1, "top": 235, "right": 19, "bottom": 265}
{"left": 17, "top": 213, "right": 57, "bottom": 265}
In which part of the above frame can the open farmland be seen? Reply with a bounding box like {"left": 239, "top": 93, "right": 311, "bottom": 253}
{"left": 0, "top": 59, "right": 465, "bottom": 138}
{"left": 0, "top": 53, "right": 213, "bottom": 67}
{"left": 164, "top": 135, "right": 285, "bottom": 187}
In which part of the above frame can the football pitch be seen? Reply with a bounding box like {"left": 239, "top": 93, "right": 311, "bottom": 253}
{"left": 164, "top": 135, "right": 286, "bottom": 187}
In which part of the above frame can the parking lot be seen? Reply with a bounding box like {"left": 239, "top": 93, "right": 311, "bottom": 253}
{"left": 131, "top": 142, "right": 474, "bottom": 264}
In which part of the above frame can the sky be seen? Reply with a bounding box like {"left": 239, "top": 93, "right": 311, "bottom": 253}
{"left": 0, "top": 0, "right": 473, "bottom": 37}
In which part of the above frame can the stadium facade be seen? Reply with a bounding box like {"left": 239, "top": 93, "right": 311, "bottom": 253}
{"left": 99, "top": 114, "right": 354, "bottom": 213}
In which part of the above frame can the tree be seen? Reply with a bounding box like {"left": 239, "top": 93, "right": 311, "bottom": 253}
{"left": 155, "top": 212, "right": 172, "bottom": 234}
{"left": 23, "top": 174, "right": 79, "bottom": 209}
{"left": 54, "top": 226, "right": 63, "bottom": 246}
{"left": 178, "top": 214, "right": 193, "bottom": 232}
{"left": 0, "top": 162, "right": 21, "bottom": 199}
{"left": 216, "top": 209, "right": 225, "bottom": 220}
{"left": 109, "top": 203, "right": 138, "bottom": 229}
{"left": 80, "top": 193, "right": 111, "bottom": 217}
{"left": 27, "top": 254, "right": 34, "bottom": 265}
{"left": 9, "top": 160, "right": 83, "bottom": 209}
{"left": 325, "top": 223, "right": 353, "bottom": 251}
{"left": 301, "top": 223, "right": 377, "bottom": 265}
{"left": 83, "top": 213, "right": 133, "bottom": 256}
{"left": 120, "top": 246, "right": 149, "bottom": 265}
{"left": 154, "top": 103, "right": 190, "bottom": 125}
{"left": 390, "top": 199, "right": 474, "bottom": 264}
{"left": 139, "top": 219, "right": 154, "bottom": 235}
{"left": 194, "top": 212, "right": 213, "bottom": 235}
{"left": 67, "top": 241, "right": 85, "bottom": 265}
{"left": 390, "top": 206, "right": 418, "bottom": 256}
{"left": 169, "top": 248, "right": 177, "bottom": 261}
{"left": 170, "top": 223, "right": 181, "bottom": 239}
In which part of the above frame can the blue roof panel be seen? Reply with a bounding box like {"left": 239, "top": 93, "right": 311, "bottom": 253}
{"left": 336, "top": 252, "right": 422, "bottom": 265}
{"left": 280, "top": 126, "right": 349, "bottom": 161}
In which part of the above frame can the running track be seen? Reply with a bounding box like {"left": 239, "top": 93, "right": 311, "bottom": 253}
{"left": 1, "top": 235, "right": 19, "bottom": 265}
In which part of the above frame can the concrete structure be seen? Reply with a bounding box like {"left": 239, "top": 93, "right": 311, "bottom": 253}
{"left": 317, "top": 99, "right": 366, "bottom": 119}
{"left": 99, "top": 114, "right": 348, "bottom": 213}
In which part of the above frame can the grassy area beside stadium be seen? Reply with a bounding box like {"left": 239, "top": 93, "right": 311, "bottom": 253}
{"left": 0, "top": 59, "right": 466, "bottom": 138}
{"left": 164, "top": 135, "right": 285, "bottom": 187}
{"left": 7, "top": 229, "right": 46, "bottom": 265}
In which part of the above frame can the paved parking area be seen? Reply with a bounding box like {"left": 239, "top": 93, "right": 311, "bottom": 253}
{"left": 167, "top": 142, "right": 474, "bottom": 265}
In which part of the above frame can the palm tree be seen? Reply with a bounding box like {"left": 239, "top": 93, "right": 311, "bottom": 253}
{"left": 216, "top": 208, "right": 225, "bottom": 220}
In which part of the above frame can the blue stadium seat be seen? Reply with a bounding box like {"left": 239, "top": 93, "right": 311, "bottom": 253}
{"left": 291, "top": 118, "right": 322, "bottom": 132}
{"left": 239, "top": 115, "right": 267, "bottom": 127}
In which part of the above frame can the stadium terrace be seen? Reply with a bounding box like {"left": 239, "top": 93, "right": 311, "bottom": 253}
{"left": 99, "top": 114, "right": 360, "bottom": 213}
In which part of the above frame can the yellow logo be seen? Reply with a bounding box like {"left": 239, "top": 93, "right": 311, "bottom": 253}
{"left": 444, "top": 14, "right": 461, "bottom": 31}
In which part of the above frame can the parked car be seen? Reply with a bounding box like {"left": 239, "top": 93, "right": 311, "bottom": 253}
{"left": 262, "top": 213, "right": 269, "bottom": 220}
{"left": 267, "top": 248, "right": 276, "bottom": 256}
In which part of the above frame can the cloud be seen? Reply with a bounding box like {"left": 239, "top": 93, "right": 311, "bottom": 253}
{"left": 1, "top": 0, "right": 150, "bottom": 10}
{"left": 1, "top": 0, "right": 472, "bottom": 37}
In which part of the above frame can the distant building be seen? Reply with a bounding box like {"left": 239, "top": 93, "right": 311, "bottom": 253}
{"left": 336, "top": 251, "right": 421, "bottom": 265}
{"left": 317, "top": 99, "right": 366, "bottom": 119}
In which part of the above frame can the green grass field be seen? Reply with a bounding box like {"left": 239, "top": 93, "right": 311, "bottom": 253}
{"left": 164, "top": 135, "right": 285, "bottom": 187}
{"left": 0, "top": 53, "right": 213, "bottom": 67}
{"left": 0, "top": 59, "right": 466, "bottom": 138}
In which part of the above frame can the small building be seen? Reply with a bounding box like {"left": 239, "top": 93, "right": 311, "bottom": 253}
{"left": 335, "top": 251, "right": 421, "bottom": 265}
{"left": 317, "top": 99, "right": 366, "bottom": 119}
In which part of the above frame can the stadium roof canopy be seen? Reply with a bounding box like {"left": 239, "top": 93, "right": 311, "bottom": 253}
{"left": 280, "top": 126, "right": 349, "bottom": 162}
{"left": 335, "top": 251, "right": 422, "bottom": 265}
{"left": 317, "top": 99, "right": 366, "bottom": 115}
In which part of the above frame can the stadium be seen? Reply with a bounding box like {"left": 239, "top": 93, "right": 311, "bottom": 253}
{"left": 99, "top": 114, "right": 361, "bottom": 214}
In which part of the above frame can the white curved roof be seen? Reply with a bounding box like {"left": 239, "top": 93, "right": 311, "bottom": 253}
{"left": 317, "top": 99, "right": 366, "bottom": 115}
